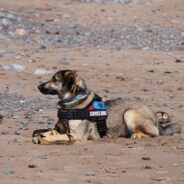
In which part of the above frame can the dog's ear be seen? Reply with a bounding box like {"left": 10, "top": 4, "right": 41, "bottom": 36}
{"left": 62, "top": 70, "right": 87, "bottom": 93}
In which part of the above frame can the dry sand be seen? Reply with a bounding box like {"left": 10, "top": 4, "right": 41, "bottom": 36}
{"left": 0, "top": 0, "right": 184, "bottom": 183}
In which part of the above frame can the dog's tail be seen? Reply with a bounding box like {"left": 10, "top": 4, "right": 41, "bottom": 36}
{"left": 158, "top": 122, "right": 182, "bottom": 136}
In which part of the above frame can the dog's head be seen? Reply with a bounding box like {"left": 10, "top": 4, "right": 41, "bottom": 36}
{"left": 38, "top": 70, "right": 87, "bottom": 99}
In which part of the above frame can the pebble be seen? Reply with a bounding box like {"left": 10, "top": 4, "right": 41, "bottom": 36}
{"left": 153, "top": 60, "right": 162, "bottom": 65}
{"left": 34, "top": 68, "right": 53, "bottom": 76}
{"left": 177, "top": 87, "right": 183, "bottom": 91}
{"left": 1, "top": 131, "right": 9, "bottom": 134}
{"left": 28, "top": 164, "right": 37, "bottom": 168}
{"left": 142, "top": 157, "right": 151, "bottom": 160}
{"left": 15, "top": 130, "right": 21, "bottom": 135}
{"left": 59, "top": 60, "right": 70, "bottom": 65}
{"left": 115, "top": 76, "right": 125, "bottom": 81}
{"left": 38, "top": 156, "right": 47, "bottom": 159}
{"left": 38, "top": 44, "right": 46, "bottom": 49}
{"left": 6, "top": 13, "right": 17, "bottom": 21}
{"left": 85, "top": 171, "right": 96, "bottom": 176}
{"left": 1, "top": 18, "right": 13, "bottom": 28}
{"left": 157, "top": 80, "right": 164, "bottom": 85}
{"left": 47, "top": 118, "right": 55, "bottom": 124}
{"left": 175, "top": 59, "right": 184, "bottom": 63}
{"left": 22, "top": 127, "right": 28, "bottom": 130}
{"left": 3, "top": 64, "right": 26, "bottom": 72}
{"left": 62, "top": 13, "right": 72, "bottom": 19}
{"left": 38, "top": 109, "right": 44, "bottom": 112}
{"left": 15, "top": 28, "right": 27, "bottom": 36}
{"left": 142, "top": 47, "right": 150, "bottom": 51}
{"left": 3, "top": 168, "right": 16, "bottom": 175}
{"left": 12, "top": 115, "right": 20, "bottom": 119}
{"left": 144, "top": 166, "right": 152, "bottom": 169}
{"left": 28, "top": 59, "right": 36, "bottom": 63}
{"left": 85, "top": 32, "right": 91, "bottom": 36}
{"left": 169, "top": 95, "right": 175, "bottom": 99}
{"left": 19, "top": 100, "right": 26, "bottom": 105}
{"left": 178, "top": 105, "right": 184, "bottom": 110}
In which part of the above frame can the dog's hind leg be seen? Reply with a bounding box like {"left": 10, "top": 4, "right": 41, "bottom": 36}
{"left": 124, "top": 110, "right": 159, "bottom": 138}
{"left": 141, "top": 122, "right": 159, "bottom": 137}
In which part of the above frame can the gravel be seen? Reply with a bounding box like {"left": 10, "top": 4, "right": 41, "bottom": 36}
{"left": 0, "top": 92, "right": 55, "bottom": 120}
{"left": 0, "top": 11, "right": 184, "bottom": 51}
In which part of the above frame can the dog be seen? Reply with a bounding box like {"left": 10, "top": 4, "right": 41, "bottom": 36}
{"left": 32, "top": 70, "right": 181, "bottom": 144}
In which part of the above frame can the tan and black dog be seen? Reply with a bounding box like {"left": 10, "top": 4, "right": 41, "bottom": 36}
{"left": 32, "top": 70, "right": 181, "bottom": 144}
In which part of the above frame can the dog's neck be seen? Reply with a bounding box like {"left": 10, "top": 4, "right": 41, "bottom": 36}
{"left": 57, "top": 90, "right": 95, "bottom": 109}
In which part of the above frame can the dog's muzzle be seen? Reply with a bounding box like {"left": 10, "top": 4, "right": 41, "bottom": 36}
{"left": 38, "top": 83, "right": 58, "bottom": 95}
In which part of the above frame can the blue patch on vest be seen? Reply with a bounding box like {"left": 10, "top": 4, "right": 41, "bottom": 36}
{"left": 93, "top": 101, "right": 106, "bottom": 110}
